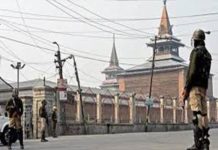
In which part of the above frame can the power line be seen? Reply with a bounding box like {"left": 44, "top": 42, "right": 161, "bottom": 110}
{"left": 15, "top": 0, "right": 51, "bottom": 55}
{"left": 0, "top": 8, "right": 70, "bottom": 19}
{"left": 1, "top": 17, "right": 218, "bottom": 35}
{"left": 67, "top": 61, "right": 102, "bottom": 82}
{"left": 0, "top": 37, "right": 56, "bottom": 76}
{"left": 1, "top": 19, "right": 115, "bottom": 59}
{"left": 1, "top": 8, "right": 218, "bottom": 22}
{"left": 0, "top": 34, "right": 138, "bottom": 66}
{"left": 46, "top": 0, "right": 149, "bottom": 38}
{"left": 67, "top": 0, "right": 153, "bottom": 36}
{"left": 1, "top": 20, "right": 117, "bottom": 61}
{"left": 0, "top": 18, "right": 149, "bottom": 39}
{"left": 0, "top": 18, "right": 148, "bottom": 61}
{"left": 0, "top": 52, "right": 55, "bottom": 75}
{"left": 2, "top": 12, "right": 218, "bottom": 38}
{"left": 2, "top": 17, "right": 218, "bottom": 64}
{"left": 3, "top": 18, "right": 218, "bottom": 67}
{"left": 2, "top": 15, "right": 218, "bottom": 41}
{"left": 0, "top": 55, "right": 15, "bottom": 63}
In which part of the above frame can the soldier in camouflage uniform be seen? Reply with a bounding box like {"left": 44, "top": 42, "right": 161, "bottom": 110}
{"left": 182, "top": 29, "right": 212, "bottom": 150}
{"left": 51, "top": 105, "right": 57, "bottom": 138}
{"left": 39, "top": 100, "right": 49, "bottom": 142}
{"left": 6, "top": 88, "right": 24, "bottom": 150}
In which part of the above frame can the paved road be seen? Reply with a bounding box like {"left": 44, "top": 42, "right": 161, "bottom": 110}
{"left": 1, "top": 129, "right": 218, "bottom": 150}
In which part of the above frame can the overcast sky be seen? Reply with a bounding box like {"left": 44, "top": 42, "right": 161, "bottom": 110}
{"left": 0, "top": 0, "right": 218, "bottom": 97}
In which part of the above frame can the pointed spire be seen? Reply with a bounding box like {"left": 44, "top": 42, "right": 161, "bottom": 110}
{"left": 158, "top": 0, "right": 172, "bottom": 36}
{"left": 109, "top": 34, "right": 119, "bottom": 67}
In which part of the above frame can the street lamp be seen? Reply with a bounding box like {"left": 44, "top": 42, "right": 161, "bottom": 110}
{"left": 11, "top": 62, "right": 25, "bottom": 94}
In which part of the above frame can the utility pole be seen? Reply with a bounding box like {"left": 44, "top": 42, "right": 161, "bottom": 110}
{"left": 53, "top": 41, "right": 73, "bottom": 135}
{"left": 145, "top": 35, "right": 157, "bottom": 126}
{"left": 11, "top": 62, "right": 25, "bottom": 94}
{"left": 53, "top": 42, "right": 63, "bottom": 79}
{"left": 72, "top": 55, "right": 87, "bottom": 134}
{"left": 53, "top": 41, "right": 73, "bottom": 79}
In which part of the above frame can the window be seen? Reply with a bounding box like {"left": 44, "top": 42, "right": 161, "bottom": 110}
{"left": 172, "top": 47, "right": 178, "bottom": 54}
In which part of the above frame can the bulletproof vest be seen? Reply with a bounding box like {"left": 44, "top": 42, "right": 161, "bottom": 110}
{"left": 196, "top": 46, "right": 211, "bottom": 80}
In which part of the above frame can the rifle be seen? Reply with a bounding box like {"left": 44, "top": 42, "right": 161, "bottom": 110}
{"left": 12, "top": 97, "right": 21, "bottom": 117}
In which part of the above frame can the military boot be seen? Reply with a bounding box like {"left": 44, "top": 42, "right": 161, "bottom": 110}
{"left": 187, "top": 127, "right": 203, "bottom": 150}
{"left": 17, "top": 129, "right": 24, "bottom": 149}
{"left": 202, "top": 127, "right": 210, "bottom": 150}
{"left": 8, "top": 128, "right": 13, "bottom": 150}
{"left": 41, "top": 131, "right": 48, "bottom": 142}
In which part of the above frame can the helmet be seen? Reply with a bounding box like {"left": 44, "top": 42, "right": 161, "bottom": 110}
{"left": 53, "top": 106, "right": 57, "bottom": 111}
{"left": 41, "top": 100, "right": 47, "bottom": 105}
{"left": 192, "top": 29, "right": 205, "bottom": 41}
{"left": 12, "top": 88, "right": 19, "bottom": 97}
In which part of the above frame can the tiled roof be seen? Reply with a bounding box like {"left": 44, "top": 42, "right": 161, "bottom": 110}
{"left": 118, "top": 59, "right": 188, "bottom": 76}
{"left": 0, "top": 78, "right": 56, "bottom": 91}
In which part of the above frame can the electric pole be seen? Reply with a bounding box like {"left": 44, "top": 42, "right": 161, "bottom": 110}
{"left": 11, "top": 62, "right": 25, "bottom": 94}
{"left": 53, "top": 42, "right": 63, "bottom": 79}
{"left": 71, "top": 55, "right": 87, "bottom": 134}
{"left": 53, "top": 41, "right": 74, "bottom": 135}
{"left": 53, "top": 41, "right": 73, "bottom": 79}
{"left": 146, "top": 35, "right": 157, "bottom": 124}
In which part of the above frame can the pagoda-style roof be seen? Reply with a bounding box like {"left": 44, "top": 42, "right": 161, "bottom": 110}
{"left": 101, "top": 78, "right": 119, "bottom": 88}
{"left": 147, "top": 35, "right": 185, "bottom": 48}
{"left": 147, "top": 53, "right": 185, "bottom": 62}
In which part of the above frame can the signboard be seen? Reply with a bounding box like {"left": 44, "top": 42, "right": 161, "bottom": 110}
{"left": 145, "top": 97, "right": 154, "bottom": 107}
{"left": 59, "top": 91, "right": 67, "bottom": 101}
{"left": 57, "top": 79, "right": 67, "bottom": 89}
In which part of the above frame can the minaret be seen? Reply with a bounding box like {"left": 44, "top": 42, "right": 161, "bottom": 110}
{"left": 158, "top": 0, "right": 172, "bottom": 36}
{"left": 110, "top": 34, "right": 119, "bottom": 67}
{"left": 147, "top": 0, "right": 185, "bottom": 62}
{"left": 101, "top": 34, "right": 124, "bottom": 91}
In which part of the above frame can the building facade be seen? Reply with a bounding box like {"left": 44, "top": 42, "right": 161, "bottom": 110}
{"left": 116, "top": 1, "right": 213, "bottom": 99}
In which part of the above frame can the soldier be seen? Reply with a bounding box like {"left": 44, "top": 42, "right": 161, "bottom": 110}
{"left": 5, "top": 88, "right": 24, "bottom": 150}
{"left": 51, "top": 105, "right": 57, "bottom": 138}
{"left": 182, "top": 29, "right": 212, "bottom": 150}
{"left": 39, "top": 100, "right": 49, "bottom": 142}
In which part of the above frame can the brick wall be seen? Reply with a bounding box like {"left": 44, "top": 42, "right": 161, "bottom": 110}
{"left": 118, "top": 68, "right": 213, "bottom": 99}
{"left": 118, "top": 70, "right": 180, "bottom": 98}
